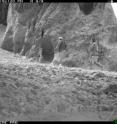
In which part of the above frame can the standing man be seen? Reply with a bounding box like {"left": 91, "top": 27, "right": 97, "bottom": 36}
{"left": 88, "top": 35, "right": 103, "bottom": 69}
{"left": 52, "top": 36, "right": 68, "bottom": 65}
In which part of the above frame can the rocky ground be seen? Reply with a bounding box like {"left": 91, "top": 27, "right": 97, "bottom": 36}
{"left": 0, "top": 48, "right": 116, "bottom": 121}
{"left": 0, "top": 24, "right": 117, "bottom": 122}
{"left": 0, "top": 2, "right": 117, "bottom": 122}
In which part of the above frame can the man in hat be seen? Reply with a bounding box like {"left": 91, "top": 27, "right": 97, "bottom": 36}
{"left": 55, "top": 37, "right": 67, "bottom": 52}
{"left": 52, "top": 36, "right": 68, "bottom": 65}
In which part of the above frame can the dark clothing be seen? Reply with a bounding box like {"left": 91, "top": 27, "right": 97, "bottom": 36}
{"left": 55, "top": 40, "right": 67, "bottom": 53}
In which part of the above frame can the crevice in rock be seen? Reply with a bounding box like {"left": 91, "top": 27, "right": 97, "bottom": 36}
{"left": 39, "top": 36, "right": 55, "bottom": 63}
{"left": 0, "top": 3, "right": 9, "bottom": 26}
{"left": 78, "top": 3, "right": 94, "bottom": 15}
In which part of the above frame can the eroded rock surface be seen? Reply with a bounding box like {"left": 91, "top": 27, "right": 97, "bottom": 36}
{"left": 1, "top": 3, "right": 117, "bottom": 72}
{"left": 0, "top": 3, "right": 9, "bottom": 26}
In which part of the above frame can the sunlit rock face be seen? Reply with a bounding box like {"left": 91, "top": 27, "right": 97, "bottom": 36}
{"left": 1, "top": 3, "right": 41, "bottom": 53}
{"left": 1, "top": 2, "right": 117, "bottom": 71}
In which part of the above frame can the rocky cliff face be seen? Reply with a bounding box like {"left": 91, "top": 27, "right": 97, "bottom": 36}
{"left": 1, "top": 2, "right": 117, "bottom": 72}
{"left": 0, "top": 3, "right": 9, "bottom": 26}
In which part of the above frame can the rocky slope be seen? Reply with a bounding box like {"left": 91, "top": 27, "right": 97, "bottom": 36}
{"left": 1, "top": 2, "right": 117, "bottom": 72}
{"left": 0, "top": 48, "right": 116, "bottom": 121}
{"left": 0, "top": 3, "right": 117, "bottom": 121}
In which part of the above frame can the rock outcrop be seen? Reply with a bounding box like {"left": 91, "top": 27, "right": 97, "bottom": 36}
{"left": 1, "top": 2, "right": 117, "bottom": 72}
{"left": 0, "top": 3, "right": 9, "bottom": 26}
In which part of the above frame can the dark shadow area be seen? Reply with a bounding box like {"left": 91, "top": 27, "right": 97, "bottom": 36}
{"left": 1, "top": 37, "right": 14, "bottom": 52}
{"left": 78, "top": 3, "right": 94, "bottom": 15}
{"left": 0, "top": 3, "right": 9, "bottom": 26}
{"left": 39, "top": 36, "right": 55, "bottom": 63}
{"left": 13, "top": 39, "right": 25, "bottom": 54}
{"left": 20, "top": 42, "right": 32, "bottom": 56}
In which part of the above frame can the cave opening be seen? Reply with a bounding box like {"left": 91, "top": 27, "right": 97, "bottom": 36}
{"left": 78, "top": 3, "right": 94, "bottom": 15}
{"left": 39, "top": 36, "right": 55, "bottom": 63}
{"left": 0, "top": 3, "right": 9, "bottom": 26}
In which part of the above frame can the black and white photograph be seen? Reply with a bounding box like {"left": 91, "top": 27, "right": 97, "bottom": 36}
{"left": 0, "top": 0, "right": 117, "bottom": 122}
